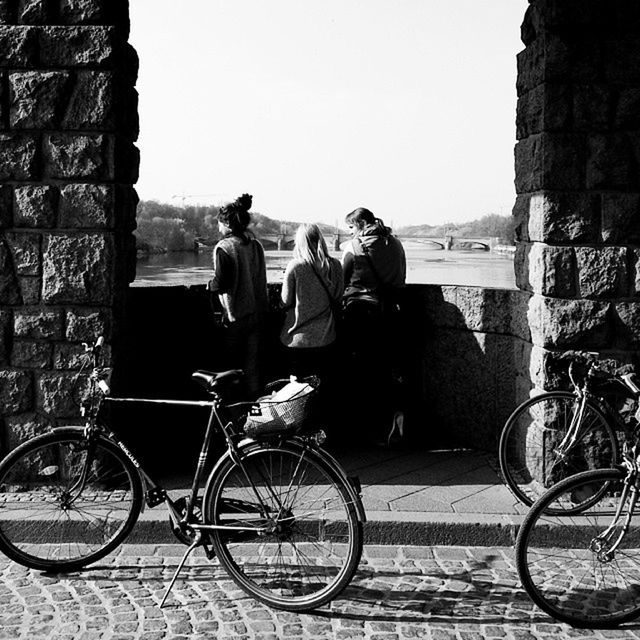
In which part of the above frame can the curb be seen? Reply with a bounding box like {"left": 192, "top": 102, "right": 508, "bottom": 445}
{"left": 127, "top": 510, "right": 523, "bottom": 546}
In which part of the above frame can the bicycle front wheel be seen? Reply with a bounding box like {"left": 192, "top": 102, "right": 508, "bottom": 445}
{"left": 516, "top": 467, "right": 640, "bottom": 628}
{"left": 499, "top": 391, "right": 617, "bottom": 510}
{"left": 0, "top": 430, "right": 143, "bottom": 571}
{"left": 204, "top": 442, "right": 363, "bottom": 611}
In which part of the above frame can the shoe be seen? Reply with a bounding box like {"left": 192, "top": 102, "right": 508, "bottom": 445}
{"left": 374, "top": 411, "right": 405, "bottom": 448}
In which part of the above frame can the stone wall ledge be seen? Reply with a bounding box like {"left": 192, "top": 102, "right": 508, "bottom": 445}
{"left": 115, "top": 283, "right": 533, "bottom": 454}
{"left": 131, "top": 282, "right": 532, "bottom": 341}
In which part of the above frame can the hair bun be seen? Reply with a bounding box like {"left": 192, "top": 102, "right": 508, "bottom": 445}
{"left": 236, "top": 193, "right": 253, "bottom": 212}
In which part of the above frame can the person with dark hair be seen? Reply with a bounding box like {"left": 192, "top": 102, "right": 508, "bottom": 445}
{"left": 208, "top": 193, "right": 268, "bottom": 397}
{"left": 341, "top": 207, "right": 407, "bottom": 446}
{"left": 342, "top": 208, "right": 405, "bottom": 299}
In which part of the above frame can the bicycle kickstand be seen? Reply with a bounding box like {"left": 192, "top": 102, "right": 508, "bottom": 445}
{"left": 160, "top": 531, "right": 203, "bottom": 608}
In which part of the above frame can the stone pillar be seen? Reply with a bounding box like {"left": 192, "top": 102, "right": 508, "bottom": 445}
{"left": 514, "top": 0, "right": 640, "bottom": 390}
{"left": 0, "top": 0, "right": 138, "bottom": 450}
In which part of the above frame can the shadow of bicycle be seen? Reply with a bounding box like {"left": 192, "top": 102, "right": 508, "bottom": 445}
{"left": 43, "top": 554, "right": 557, "bottom": 627}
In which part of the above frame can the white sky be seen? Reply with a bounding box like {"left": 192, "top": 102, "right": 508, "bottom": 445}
{"left": 130, "top": 0, "right": 529, "bottom": 227}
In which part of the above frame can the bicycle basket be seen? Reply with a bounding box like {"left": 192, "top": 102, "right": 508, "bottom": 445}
{"left": 244, "top": 376, "right": 320, "bottom": 437}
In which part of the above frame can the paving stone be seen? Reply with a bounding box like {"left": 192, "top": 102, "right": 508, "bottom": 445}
{"left": 0, "top": 544, "right": 637, "bottom": 639}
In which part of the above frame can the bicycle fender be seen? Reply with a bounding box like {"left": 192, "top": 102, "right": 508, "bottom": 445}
{"left": 303, "top": 445, "right": 367, "bottom": 523}
{"left": 282, "top": 439, "right": 367, "bottom": 523}
{"left": 50, "top": 425, "right": 87, "bottom": 435}
{"left": 213, "top": 438, "right": 367, "bottom": 523}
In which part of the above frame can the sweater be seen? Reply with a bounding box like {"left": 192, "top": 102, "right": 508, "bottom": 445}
{"left": 209, "top": 233, "right": 268, "bottom": 325}
{"left": 280, "top": 257, "right": 344, "bottom": 349}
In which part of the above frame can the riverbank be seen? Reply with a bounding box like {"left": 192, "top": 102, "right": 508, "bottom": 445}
{"left": 493, "top": 244, "right": 516, "bottom": 256}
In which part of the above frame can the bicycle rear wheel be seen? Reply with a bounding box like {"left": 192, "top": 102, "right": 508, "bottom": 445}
{"left": 499, "top": 391, "right": 617, "bottom": 511}
{"left": 0, "top": 430, "right": 143, "bottom": 571}
{"left": 204, "top": 441, "right": 363, "bottom": 611}
{"left": 516, "top": 467, "right": 640, "bottom": 627}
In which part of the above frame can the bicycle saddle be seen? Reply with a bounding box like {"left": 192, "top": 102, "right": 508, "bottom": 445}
{"left": 192, "top": 369, "right": 244, "bottom": 393}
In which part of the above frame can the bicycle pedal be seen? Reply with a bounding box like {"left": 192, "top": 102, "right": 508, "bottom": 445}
{"left": 146, "top": 487, "right": 167, "bottom": 508}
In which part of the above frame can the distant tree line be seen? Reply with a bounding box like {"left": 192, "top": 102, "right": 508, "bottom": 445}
{"left": 135, "top": 200, "right": 219, "bottom": 252}
{"left": 135, "top": 200, "right": 288, "bottom": 253}
{"left": 396, "top": 213, "right": 515, "bottom": 244}
{"left": 135, "top": 200, "right": 515, "bottom": 253}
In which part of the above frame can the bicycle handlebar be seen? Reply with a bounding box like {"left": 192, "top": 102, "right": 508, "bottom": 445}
{"left": 622, "top": 373, "right": 640, "bottom": 398}
{"left": 569, "top": 356, "right": 638, "bottom": 393}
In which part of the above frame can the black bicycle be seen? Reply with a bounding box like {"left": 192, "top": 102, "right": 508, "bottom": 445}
{"left": 0, "top": 338, "right": 365, "bottom": 611}
{"left": 516, "top": 379, "right": 640, "bottom": 628}
{"left": 499, "top": 358, "right": 639, "bottom": 512}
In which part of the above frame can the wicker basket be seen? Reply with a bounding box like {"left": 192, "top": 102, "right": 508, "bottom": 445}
{"left": 244, "top": 376, "right": 320, "bottom": 437}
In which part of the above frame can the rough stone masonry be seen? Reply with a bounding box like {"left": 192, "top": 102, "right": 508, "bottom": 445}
{"left": 513, "top": 0, "right": 640, "bottom": 391}
{"left": 0, "top": 0, "right": 137, "bottom": 451}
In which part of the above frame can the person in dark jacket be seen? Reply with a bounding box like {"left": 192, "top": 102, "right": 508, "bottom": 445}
{"left": 341, "top": 207, "right": 407, "bottom": 446}
{"left": 342, "top": 208, "right": 406, "bottom": 302}
{"left": 208, "top": 193, "right": 268, "bottom": 397}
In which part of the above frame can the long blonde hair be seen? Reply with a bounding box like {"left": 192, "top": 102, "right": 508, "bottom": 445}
{"left": 293, "top": 223, "right": 331, "bottom": 276}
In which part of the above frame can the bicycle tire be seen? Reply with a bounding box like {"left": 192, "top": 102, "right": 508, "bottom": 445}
{"left": 0, "top": 429, "right": 143, "bottom": 572}
{"left": 203, "top": 441, "right": 363, "bottom": 611}
{"left": 499, "top": 391, "right": 618, "bottom": 511}
{"left": 516, "top": 467, "right": 640, "bottom": 627}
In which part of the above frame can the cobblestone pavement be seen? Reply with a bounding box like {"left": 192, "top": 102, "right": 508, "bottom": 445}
{"left": 2, "top": 544, "right": 640, "bottom": 640}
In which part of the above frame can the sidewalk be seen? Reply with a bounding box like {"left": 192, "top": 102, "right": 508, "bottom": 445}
{"left": 133, "top": 447, "right": 527, "bottom": 546}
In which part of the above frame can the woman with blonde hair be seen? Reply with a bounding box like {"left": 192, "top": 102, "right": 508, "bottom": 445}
{"left": 280, "top": 223, "right": 343, "bottom": 379}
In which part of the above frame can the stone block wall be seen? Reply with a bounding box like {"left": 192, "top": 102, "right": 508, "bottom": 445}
{"left": 0, "top": 0, "right": 137, "bottom": 451}
{"left": 514, "top": 0, "right": 640, "bottom": 390}
{"left": 113, "top": 284, "right": 530, "bottom": 472}
{"left": 407, "top": 285, "right": 531, "bottom": 449}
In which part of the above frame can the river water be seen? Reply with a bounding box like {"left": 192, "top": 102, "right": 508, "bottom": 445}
{"left": 133, "top": 244, "right": 516, "bottom": 289}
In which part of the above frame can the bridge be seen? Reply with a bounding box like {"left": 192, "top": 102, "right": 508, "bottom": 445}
{"left": 195, "top": 233, "right": 497, "bottom": 252}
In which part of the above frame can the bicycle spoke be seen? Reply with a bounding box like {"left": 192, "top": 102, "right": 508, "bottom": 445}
{"left": 501, "top": 392, "right": 617, "bottom": 510}
{"left": 208, "top": 444, "right": 361, "bottom": 610}
{"left": 518, "top": 469, "right": 640, "bottom": 626}
{"left": 0, "top": 434, "right": 140, "bottom": 569}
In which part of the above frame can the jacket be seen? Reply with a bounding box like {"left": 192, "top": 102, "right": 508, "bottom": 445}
{"left": 342, "top": 222, "right": 406, "bottom": 299}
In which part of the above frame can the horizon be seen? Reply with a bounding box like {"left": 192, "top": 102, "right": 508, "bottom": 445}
{"left": 137, "top": 196, "right": 511, "bottom": 232}
{"left": 130, "top": 1, "right": 528, "bottom": 227}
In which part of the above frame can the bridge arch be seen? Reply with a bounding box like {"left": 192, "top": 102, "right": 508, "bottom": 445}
{"left": 454, "top": 241, "right": 489, "bottom": 251}
{"left": 398, "top": 238, "right": 445, "bottom": 250}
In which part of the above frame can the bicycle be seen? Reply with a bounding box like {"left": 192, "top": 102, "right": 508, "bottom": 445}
{"left": 499, "top": 357, "right": 639, "bottom": 512}
{"left": 0, "top": 337, "right": 365, "bottom": 611}
{"left": 515, "top": 397, "right": 640, "bottom": 628}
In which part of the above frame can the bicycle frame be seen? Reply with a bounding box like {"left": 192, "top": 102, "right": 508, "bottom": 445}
{"left": 553, "top": 390, "right": 590, "bottom": 456}
{"left": 590, "top": 472, "right": 639, "bottom": 560}
{"left": 40, "top": 339, "right": 366, "bottom": 609}
{"left": 95, "top": 394, "right": 272, "bottom": 535}
{"left": 94, "top": 392, "right": 366, "bottom": 608}
{"left": 72, "top": 392, "right": 364, "bottom": 536}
